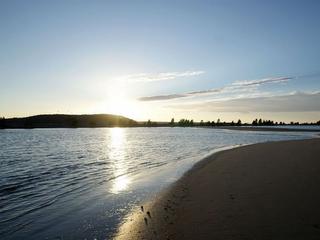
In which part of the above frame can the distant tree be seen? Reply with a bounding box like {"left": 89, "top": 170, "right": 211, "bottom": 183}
{"left": 258, "top": 118, "right": 262, "bottom": 125}
{"left": 170, "top": 118, "right": 175, "bottom": 127}
{"left": 237, "top": 119, "right": 242, "bottom": 126}
{"left": 178, "top": 119, "right": 185, "bottom": 127}
{"left": 262, "top": 120, "right": 274, "bottom": 126}
{"left": 252, "top": 119, "right": 258, "bottom": 125}
{"left": 0, "top": 117, "right": 5, "bottom": 129}
{"left": 317, "top": 120, "right": 320, "bottom": 125}
{"left": 200, "top": 120, "right": 204, "bottom": 126}
{"left": 217, "top": 118, "right": 220, "bottom": 126}
{"left": 147, "top": 119, "right": 152, "bottom": 126}
{"left": 177, "top": 119, "right": 193, "bottom": 127}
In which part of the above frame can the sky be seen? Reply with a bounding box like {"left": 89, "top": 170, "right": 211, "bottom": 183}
{"left": 1, "top": 0, "right": 320, "bottom": 123}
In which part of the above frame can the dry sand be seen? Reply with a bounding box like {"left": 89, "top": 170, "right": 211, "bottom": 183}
{"left": 115, "top": 138, "right": 320, "bottom": 240}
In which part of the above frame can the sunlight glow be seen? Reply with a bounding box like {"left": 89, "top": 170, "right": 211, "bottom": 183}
{"left": 91, "top": 80, "right": 146, "bottom": 120}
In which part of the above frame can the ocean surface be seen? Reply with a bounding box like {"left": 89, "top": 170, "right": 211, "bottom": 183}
{"left": 0, "top": 127, "right": 316, "bottom": 240}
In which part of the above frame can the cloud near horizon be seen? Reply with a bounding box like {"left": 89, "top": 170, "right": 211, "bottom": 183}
{"left": 167, "top": 91, "right": 320, "bottom": 113}
{"left": 123, "top": 70, "right": 205, "bottom": 82}
{"left": 138, "top": 76, "right": 292, "bottom": 101}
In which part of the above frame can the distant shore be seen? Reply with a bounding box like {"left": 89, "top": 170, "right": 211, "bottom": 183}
{"left": 115, "top": 138, "right": 320, "bottom": 240}
{"left": 206, "top": 126, "right": 320, "bottom": 132}
{"left": 0, "top": 114, "right": 137, "bottom": 128}
{"left": 1, "top": 114, "right": 320, "bottom": 131}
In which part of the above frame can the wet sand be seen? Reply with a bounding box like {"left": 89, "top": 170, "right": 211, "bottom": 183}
{"left": 115, "top": 138, "right": 320, "bottom": 240}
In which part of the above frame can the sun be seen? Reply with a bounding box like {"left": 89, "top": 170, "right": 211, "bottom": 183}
{"left": 106, "top": 98, "right": 136, "bottom": 117}
{"left": 90, "top": 79, "right": 149, "bottom": 120}
{"left": 93, "top": 92, "right": 143, "bottom": 120}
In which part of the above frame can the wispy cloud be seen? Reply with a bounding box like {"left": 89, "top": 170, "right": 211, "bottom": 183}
{"left": 123, "top": 70, "right": 205, "bottom": 82}
{"left": 138, "top": 76, "right": 292, "bottom": 101}
{"left": 168, "top": 91, "right": 320, "bottom": 113}
{"left": 231, "top": 76, "right": 292, "bottom": 87}
{"left": 139, "top": 88, "right": 222, "bottom": 101}
{"left": 139, "top": 94, "right": 187, "bottom": 101}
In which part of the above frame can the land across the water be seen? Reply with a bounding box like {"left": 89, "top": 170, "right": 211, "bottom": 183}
{"left": 115, "top": 138, "right": 320, "bottom": 240}
{"left": 0, "top": 114, "right": 137, "bottom": 128}
{"left": 206, "top": 126, "right": 320, "bottom": 132}
{"left": 1, "top": 114, "right": 320, "bottom": 132}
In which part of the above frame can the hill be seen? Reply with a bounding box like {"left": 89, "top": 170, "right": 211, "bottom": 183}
{"left": 0, "top": 114, "right": 137, "bottom": 129}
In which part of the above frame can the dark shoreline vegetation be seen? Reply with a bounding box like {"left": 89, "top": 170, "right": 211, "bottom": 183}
{"left": 0, "top": 114, "right": 137, "bottom": 129}
{"left": 0, "top": 114, "right": 320, "bottom": 129}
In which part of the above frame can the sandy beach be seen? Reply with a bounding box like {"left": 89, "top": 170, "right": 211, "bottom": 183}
{"left": 115, "top": 138, "right": 320, "bottom": 240}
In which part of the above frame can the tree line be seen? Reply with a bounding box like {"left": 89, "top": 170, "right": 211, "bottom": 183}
{"left": 1, "top": 116, "right": 320, "bottom": 129}
{"left": 161, "top": 118, "right": 320, "bottom": 127}
{"left": 0, "top": 115, "right": 137, "bottom": 129}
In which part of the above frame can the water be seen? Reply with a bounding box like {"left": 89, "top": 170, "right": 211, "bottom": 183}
{"left": 0, "top": 127, "right": 316, "bottom": 240}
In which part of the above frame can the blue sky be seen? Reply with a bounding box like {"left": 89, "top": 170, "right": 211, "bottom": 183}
{"left": 1, "top": 0, "right": 320, "bottom": 122}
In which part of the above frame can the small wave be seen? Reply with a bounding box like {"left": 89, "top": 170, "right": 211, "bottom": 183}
{"left": 0, "top": 197, "right": 58, "bottom": 224}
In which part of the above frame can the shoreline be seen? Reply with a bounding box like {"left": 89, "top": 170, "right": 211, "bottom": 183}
{"left": 2, "top": 125, "right": 320, "bottom": 132}
{"left": 202, "top": 126, "right": 320, "bottom": 132}
{"left": 115, "top": 138, "right": 320, "bottom": 239}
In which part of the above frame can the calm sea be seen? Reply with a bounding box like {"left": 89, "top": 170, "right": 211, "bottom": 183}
{"left": 0, "top": 127, "right": 316, "bottom": 239}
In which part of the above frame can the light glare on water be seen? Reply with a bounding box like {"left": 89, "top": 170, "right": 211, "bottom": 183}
{"left": 109, "top": 128, "right": 131, "bottom": 194}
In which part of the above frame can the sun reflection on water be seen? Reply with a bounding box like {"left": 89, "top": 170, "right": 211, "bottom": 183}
{"left": 109, "top": 128, "right": 131, "bottom": 194}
